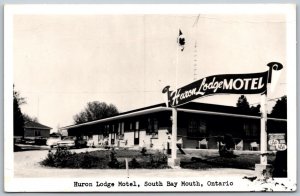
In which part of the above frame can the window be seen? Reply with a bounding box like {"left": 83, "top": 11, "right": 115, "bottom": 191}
{"left": 35, "top": 130, "right": 41, "bottom": 136}
{"left": 112, "top": 125, "right": 115, "bottom": 133}
{"left": 134, "top": 121, "right": 140, "bottom": 145}
{"left": 118, "top": 122, "right": 125, "bottom": 139}
{"left": 146, "top": 118, "right": 158, "bottom": 135}
{"left": 199, "top": 120, "right": 206, "bottom": 134}
{"left": 135, "top": 121, "right": 139, "bottom": 130}
{"left": 244, "top": 123, "right": 258, "bottom": 137}
{"left": 153, "top": 119, "right": 158, "bottom": 131}
{"left": 118, "top": 123, "right": 121, "bottom": 135}
{"left": 103, "top": 125, "right": 109, "bottom": 137}
{"left": 121, "top": 122, "right": 124, "bottom": 134}
{"left": 147, "top": 118, "right": 152, "bottom": 132}
{"left": 187, "top": 119, "right": 207, "bottom": 137}
{"left": 188, "top": 119, "right": 198, "bottom": 136}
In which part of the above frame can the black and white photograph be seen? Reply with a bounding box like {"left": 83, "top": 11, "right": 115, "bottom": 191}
{"left": 4, "top": 4, "right": 296, "bottom": 192}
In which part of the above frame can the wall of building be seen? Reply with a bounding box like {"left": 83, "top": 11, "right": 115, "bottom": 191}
{"left": 67, "top": 111, "right": 287, "bottom": 151}
{"left": 24, "top": 128, "right": 50, "bottom": 138}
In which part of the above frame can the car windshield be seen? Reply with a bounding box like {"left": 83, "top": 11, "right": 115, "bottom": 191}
{"left": 62, "top": 136, "right": 75, "bottom": 140}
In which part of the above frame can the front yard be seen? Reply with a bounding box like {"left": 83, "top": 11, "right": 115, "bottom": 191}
{"left": 178, "top": 149, "right": 276, "bottom": 170}
{"left": 40, "top": 148, "right": 277, "bottom": 171}
{"left": 41, "top": 148, "right": 169, "bottom": 169}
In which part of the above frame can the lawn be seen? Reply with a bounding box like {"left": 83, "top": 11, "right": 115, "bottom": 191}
{"left": 41, "top": 148, "right": 277, "bottom": 171}
{"left": 40, "top": 148, "right": 169, "bottom": 169}
{"left": 178, "top": 149, "right": 276, "bottom": 170}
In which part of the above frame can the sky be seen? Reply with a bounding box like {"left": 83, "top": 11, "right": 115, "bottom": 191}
{"left": 13, "top": 13, "right": 287, "bottom": 132}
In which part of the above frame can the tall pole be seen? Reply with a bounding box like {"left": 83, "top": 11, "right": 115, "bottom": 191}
{"left": 260, "top": 93, "right": 268, "bottom": 165}
{"left": 255, "top": 84, "right": 271, "bottom": 178}
{"left": 171, "top": 30, "right": 179, "bottom": 163}
{"left": 168, "top": 29, "right": 180, "bottom": 167}
{"left": 171, "top": 107, "right": 177, "bottom": 161}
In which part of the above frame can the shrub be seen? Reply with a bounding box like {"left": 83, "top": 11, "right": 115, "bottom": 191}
{"left": 80, "top": 153, "right": 100, "bottom": 168}
{"left": 41, "top": 148, "right": 73, "bottom": 168}
{"left": 148, "top": 151, "right": 168, "bottom": 168}
{"left": 41, "top": 148, "right": 108, "bottom": 169}
{"left": 141, "top": 147, "right": 147, "bottom": 156}
{"left": 108, "top": 148, "right": 120, "bottom": 168}
{"left": 41, "top": 151, "right": 55, "bottom": 166}
{"left": 129, "top": 157, "right": 141, "bottom": 168}
{"left": 41, "top": 149, "right": 169, "bottom": 169}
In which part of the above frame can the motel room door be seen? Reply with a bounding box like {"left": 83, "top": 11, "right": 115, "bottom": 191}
{"left": 134, "top": 121, "right": 140, "bottom": 145}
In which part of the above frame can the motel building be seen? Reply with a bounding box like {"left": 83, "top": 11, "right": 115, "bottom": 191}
{"left": 62, "top": 102, "right": 287, "bottom": 152}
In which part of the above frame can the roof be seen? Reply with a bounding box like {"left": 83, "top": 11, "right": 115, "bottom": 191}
{"left": 62, "top": 101, "right": 286, "bottom": 130}
{"left": 24, "top": 121, "right": 52, "bottom": 130}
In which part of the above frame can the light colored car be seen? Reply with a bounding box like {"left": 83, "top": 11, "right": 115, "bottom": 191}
{"left": 57, "top": 136, "right": 87, "bottom": 149}
{"left": 46, "top": 135, "right": 62, "bottom": 148}
{"left": 57, "top": 136, "right": 76, "bottom": 148}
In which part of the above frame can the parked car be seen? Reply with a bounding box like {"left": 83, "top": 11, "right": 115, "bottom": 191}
{"left": 46, "top": 135, "right": 62, "bottom": 148}
{"left": 24, "top": 137, "right": 35, "bottom": 144}
{"left": 57, "top": 136, "right": 87, "bottom": 149}
{"left": 35, "top": 136, "right": 47, "bottom": 145}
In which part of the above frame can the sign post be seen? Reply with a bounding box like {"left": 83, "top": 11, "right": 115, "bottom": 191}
{"left": 260, "top": 93, "right": 268, "bottom": 165}
{"left": 168, "top": 107, "right": 180, "bottom": 167}
{"left": 167, "top": 29, "right": 184, "bottom": 168}
{"left": 254, "top": 92, "right": 272, "bottom": 178}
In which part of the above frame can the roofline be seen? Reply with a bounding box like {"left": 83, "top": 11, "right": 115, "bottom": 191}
{"left": 24, "top": 126, "right": 52, "bottom": 130}
{"left": 62, "top": 106, "right": 286, "bottom": 130}
{"left": 61, "top": 106, "right": 169, "bottom": 130}
{"left": 177, "top": 108, "right": 287, "bottom": 122}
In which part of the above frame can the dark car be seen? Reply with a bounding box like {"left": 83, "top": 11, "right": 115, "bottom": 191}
{"left": 35, "top": 136, "right": 47, "bottom": 145}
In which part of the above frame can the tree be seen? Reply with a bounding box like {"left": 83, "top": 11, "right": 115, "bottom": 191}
{"left": 236, "top": 95, "right": 250, "bottom": 112}
{"left": 13, "top": 85, "right": 25, "bottom": 137}
{"left": 73, "top": 101, "right": 119, "bottom": 124}
{"left": 270, "top": 96, "right": 287, "bottom": 119}
{"left": 250, "top": 104, "right": 261, "bottom": 115}
{"left": 23, "top": 113, "right": 39, "bottom": 123}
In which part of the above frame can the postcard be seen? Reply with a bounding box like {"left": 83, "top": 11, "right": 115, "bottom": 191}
{"left": 4, "top": 4, "right": 296, "bottom": 192}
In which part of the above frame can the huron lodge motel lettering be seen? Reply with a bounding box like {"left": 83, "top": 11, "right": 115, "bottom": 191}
{"left": 164, "top": 71, "right": 268, "bottom": 107}
{"left": 163, "top": 62, "right": 283, "bottom": 107}
{"left": 171, "top": 76, "right": 266, "bottom": 106}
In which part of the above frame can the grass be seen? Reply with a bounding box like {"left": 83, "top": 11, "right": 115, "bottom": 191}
{"left": 41, "top": 148, "right": 277, "bottom": 171}
{"left": 41, "top": 148, "right": 169, "bottom": 169}
{"left": 179, "top": 150, "right": 276, "bottom": 170}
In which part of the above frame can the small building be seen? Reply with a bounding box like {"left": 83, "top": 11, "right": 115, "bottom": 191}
{"left": 62, "top": 102, "right": 287, "bottom": 151}
{"left": 24, "top": 121, "right": 52, "bottom": 139}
